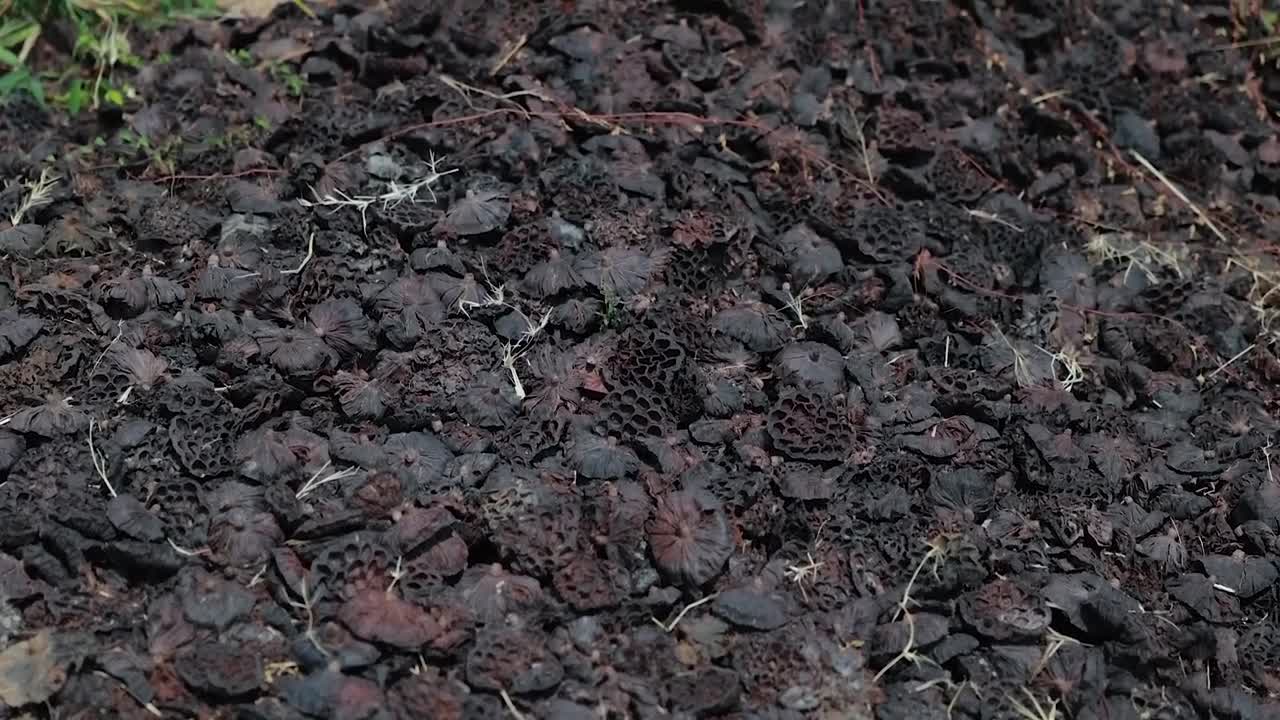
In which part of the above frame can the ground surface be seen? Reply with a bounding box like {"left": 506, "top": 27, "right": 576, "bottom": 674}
{"left": 2, "top": 0, "right": 1280, "bottom": 718}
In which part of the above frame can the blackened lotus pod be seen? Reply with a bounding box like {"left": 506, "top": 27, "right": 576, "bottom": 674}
{"left": 441, "top": 189, "right": 511, "bottom": 236}
{"left": 647, "top": 489, "right": 733, "bottom": 587}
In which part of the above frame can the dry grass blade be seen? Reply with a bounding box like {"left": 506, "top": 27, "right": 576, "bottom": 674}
{"left": 500, "top": 689, "right": 527, "bottom": 720}
{"left": 489, "top": 34, "right": 528, "bottom": 76}
{"left": 1008, "top": 688, "right": 1059, "bottom": 720}
{"left": 848, "top": 110, "right": 877, "bottom": 187}
{"left": 652, "top": 593, "right": 719, "bottom": 633}
{"left": 1208, "top": 35, "right": 1280, "bottom": 52}
{"left": 90, "top": 322, "right": 125, "bottom": 373}
{"left": 1086, "top": 232, "right": 1188, "bottom": 283}
{"left": 9, "top": 168, "right": 60, "bottom": 226}
{"left": 166, "top": 537, "right": 209, "bottom": 557}
{"left": 1128, "top": 150, "right": 1229, "bottom": 245}
{"left": 781, "top": 282, "right": 809, "bottom": 330}
{"left": 87, "top": 418, "right": 117, "bottom": 499}
{"left": 1224, "top": 253, "right": 1280, "bottom": 340}
{"left": 438, "top": 74, "right": 550, "bottom": 117}
{"left": 234, "top": 231, "right": 317, "bottom": 279}
{"left": 1030, "top": 89, "right": 1070, "bottom": 104}
{"left": 285, "top": 577, "right": 331, "bottom": 658}
{"left": 281, "top": 230, "right": 316, "bottom": 275}
{"left": 296, "top": 461, "right": 360, "bottom": 499}
{"left": 967, "top": 208, "right": 1024, "bottom": 233}
{"left": 1204, "top": 343, "right": 1256, "bottom": 381}
{"left": 992, "top": 322, "right": 1034, "bottom": 389}
{"left": 501, "top": 342, "right": 527, "bottom": 400}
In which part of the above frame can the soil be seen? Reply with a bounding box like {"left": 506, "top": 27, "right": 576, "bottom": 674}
{"left": 2, "top": 1, "right": 1280, "bottom": 718}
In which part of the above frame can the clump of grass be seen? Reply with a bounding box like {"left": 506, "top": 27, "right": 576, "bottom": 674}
{"left": 1226, "top": 251, "right": 1280, "bottom": 343}
{"left": 0, "top": 0, "right": 219, "bottom": 110}
{"left": 990, "top": 322, "right": 1035, "bottom": 389}
{"left": 600, "top": 285, "right": 626, "bottom": 329}
{"left": 1085, "top": 232, "right": 1189, "bottom": 284}
{"left": 298, "top": 152, "right": 456, "bottom": 236}
{"left": 1038, "top": 342, "right": 1087, "bottom": 393}
{"left": 781, "top": 281, "right": 810, "bottom": 331}
{"left": 268, "top": 59, "right": 306, "bottom": 97}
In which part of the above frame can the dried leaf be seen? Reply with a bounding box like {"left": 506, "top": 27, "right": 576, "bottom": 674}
{"left": 1085, "top": 433, "right": 1140, "bottom": 485}
{"left": 0, "top": 631, "right": 69, "bottom": 708}
{"left": 217, "top": 0, "right": 295, "bottom": 19}
{"left": 338, "top": 590, "right": 441, "bottom": 650}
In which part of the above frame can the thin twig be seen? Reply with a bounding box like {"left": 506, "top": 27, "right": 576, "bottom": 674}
{"left": 1037, "top": 344, "right": 1086, "bottom": 392}
{"left": 1029, "top": 628, "right": 1084, "bottom": 679}
{"left": 148, "top": 168, "right": 284, "bottom": 183}
{"left": 1128, "top": 604, "right": 1181, "bottom": 632}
